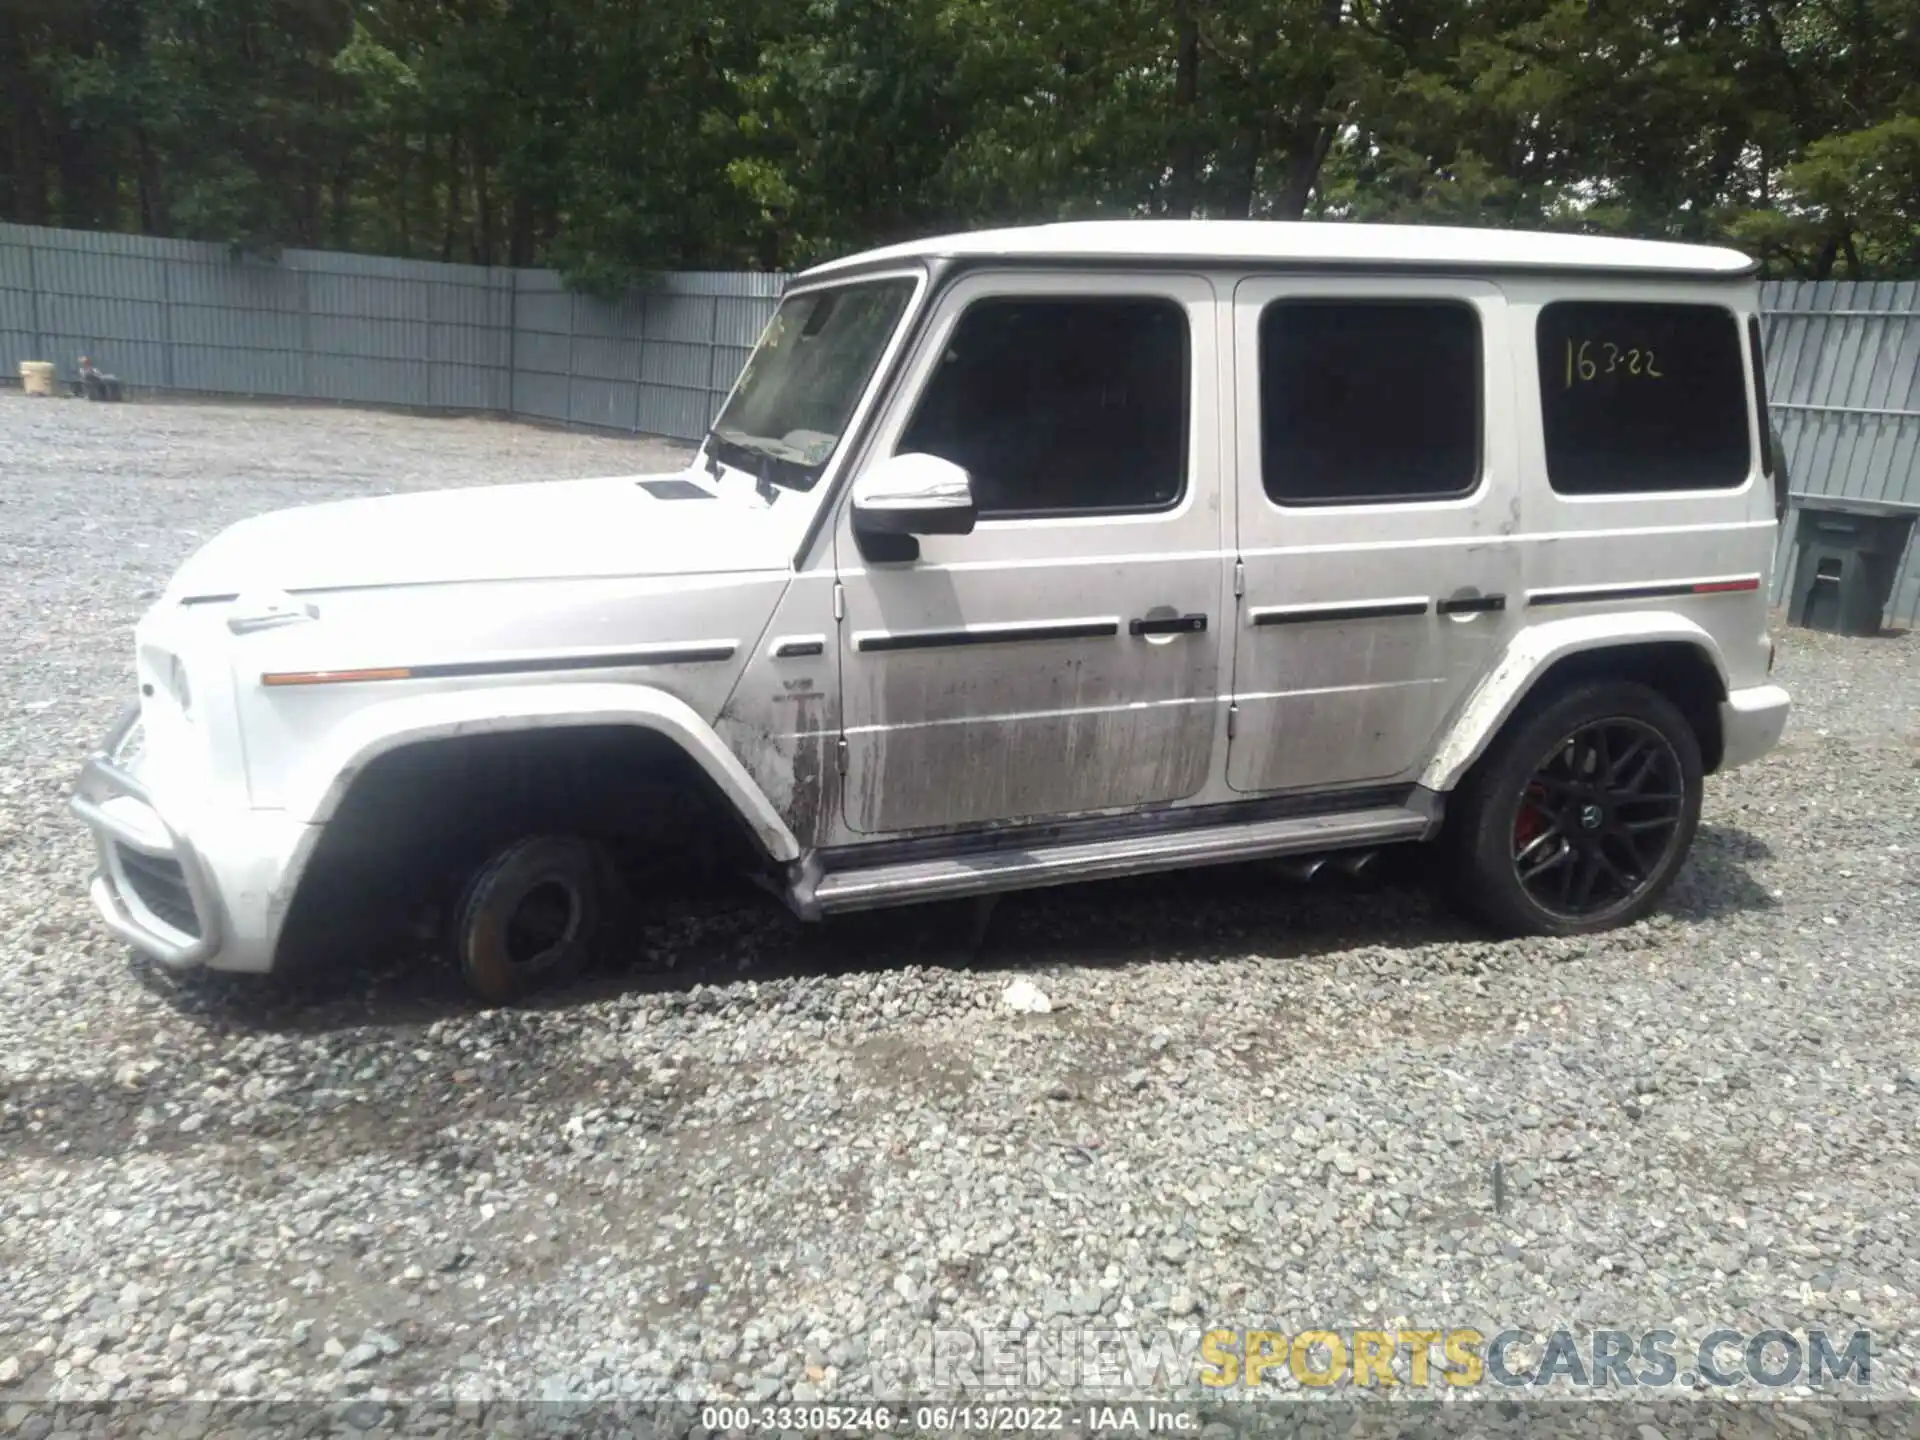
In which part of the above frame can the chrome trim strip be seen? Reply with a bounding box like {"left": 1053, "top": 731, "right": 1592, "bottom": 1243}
{"left": 1249, "top": 597, "right": 1430, "bottom": 626}
{"left": 852, "top": 617, "right": 1122, "bottom": 653}
{"left": 842, "top": 692, "right": 1208, "bottom": 736}
{"left": 1527, "top": 575, "right": 1762, "bottom": 607}
{"left": 406, "top": 644, "right": 738, "bottom": 679}
{"left": 262, "top": 642, "right": 740, "bottom": 687}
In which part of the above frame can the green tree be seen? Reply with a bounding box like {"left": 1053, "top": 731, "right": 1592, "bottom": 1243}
{"left": 4, "top": 0, "right": 1918, "bottom": 280}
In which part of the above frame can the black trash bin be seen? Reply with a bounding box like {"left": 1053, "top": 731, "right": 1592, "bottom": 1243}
{"left": 1787, "top": 499, "right": 1917, "bottom": 637}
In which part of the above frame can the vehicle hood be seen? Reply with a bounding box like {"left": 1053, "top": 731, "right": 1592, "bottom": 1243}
{"left": 166, "top": 469, "right": 800, "bottom": 598}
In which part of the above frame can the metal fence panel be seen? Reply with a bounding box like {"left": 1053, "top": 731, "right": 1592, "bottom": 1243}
{"left": 513, "top": 372, "right": 571, "bottom": 426}
{"left": 171, "top": 343, "right": 304, "bottom": 395}
{"left": 430, "top": 363, "right": 506, "bottom": 412}
{"left": 1761, "top": 278, "right": 1920, "bottom": 628}
{"left": 0, "top": 223, "right": 784, "bottom": 438}
{"left": 513, "top": 330, "right": 573, "bottom": 379}
{"left": 567, "top": 376, "right": 636, "bottom": 432}
{"left": 637, "top": 385, "right": 717, "bottom": 442}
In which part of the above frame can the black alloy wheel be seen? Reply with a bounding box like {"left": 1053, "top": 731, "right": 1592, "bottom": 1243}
{"left": 1511, "top": 718, "right": 1687, "bottom": 919}
{"left": 1446, "top": 681, "right": 1704, "bottom": 937}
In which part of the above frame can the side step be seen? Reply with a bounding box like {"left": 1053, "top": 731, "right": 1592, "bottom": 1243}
{"left": 802, "top": 805, "right": 1432, "bottom": 916}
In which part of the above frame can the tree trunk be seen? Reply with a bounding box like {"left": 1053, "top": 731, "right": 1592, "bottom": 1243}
{"left": 1812, "top": 233, "right": 1839, "bottom": 281}
{"left": 397, "top": 144, "right": 413, "bottom": 255}
{"left": 54, "top": 127, "right": 112, "bottom": 228}
{"left": 509, "top": 193, "right": 536, "bottom": 267}
{"left": 1167, "top": 7, "right": 1201, "bottom": 218}
{"left": 474, "top": 152, "right": 494, "bottom": 266}
{"left": 1219, "top": 129, "right": 1260, "bottom": 218}
{"left": 300, "top": 167, "right": 322, "bottom": 247}
{"left": 132, "top": 127, "right": 169, "bottom": 233}
{"left": 441, "top": 131, "right": 463, "bottom": 262}
{"left": 1271, "top": 122, "right": 1335, "bottom": 220}
{"left": 1840, "top": 228, "right": 1863, "bottom": 279}
{"left": 5, "top": 60, "right": 52, "bottom": 224}
{"left": 329, "top": 164, "right": 350, "bottom": 250}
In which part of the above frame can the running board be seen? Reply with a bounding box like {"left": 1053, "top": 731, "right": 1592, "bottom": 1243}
{"left": 799, "top": 805, "right": 1432, "bottom": 916}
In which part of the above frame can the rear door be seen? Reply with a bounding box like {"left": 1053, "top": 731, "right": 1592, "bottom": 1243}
{"left": 1226, "top": 277, "right": 1521, "bottom": 795}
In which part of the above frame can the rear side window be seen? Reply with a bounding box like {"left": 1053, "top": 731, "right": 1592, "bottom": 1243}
{"left": 1537, "top": 302, "right": 1750, "bottom": 494}
{"left": 1259, "top": 300, "right": 1482, "bottom": 505}
{"left": 898, "top": 296, "right": 1189, "bottom": 516}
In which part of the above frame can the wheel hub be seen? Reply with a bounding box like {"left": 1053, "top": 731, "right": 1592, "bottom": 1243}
{"left": 1577, "top": 801, "right": 1604, "bottom": 832}
{"left": 505, "top": 878, "right": 581, "bottom": 968}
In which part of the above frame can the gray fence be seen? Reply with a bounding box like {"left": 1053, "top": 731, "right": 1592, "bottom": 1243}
{"left": 4, "top": 221, "right": 1918, "bottom": 625}
{"left": 1760, "top": 280, "right": 1920, "bottom": 628}
{"left": 0, "top": 221, "right": 784, "bottom": 443}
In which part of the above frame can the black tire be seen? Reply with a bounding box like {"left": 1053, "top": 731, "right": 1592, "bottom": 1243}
{"left": 451, "top": 835, "right": 603, "bottom": 1004}
{"left": 1446, "top": 681, "right": 1703, "bottom": 936}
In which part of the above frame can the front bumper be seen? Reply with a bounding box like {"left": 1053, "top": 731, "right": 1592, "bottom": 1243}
{"left": 1718, "top": 683, "right": 1791, "bottom": 772}
{"left": 69, "top": 705, "right": 224, "bottom": 969}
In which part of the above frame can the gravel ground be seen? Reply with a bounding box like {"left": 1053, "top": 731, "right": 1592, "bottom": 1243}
{"left": 0, "top": 392, "right": 1916, "bottom": 1430}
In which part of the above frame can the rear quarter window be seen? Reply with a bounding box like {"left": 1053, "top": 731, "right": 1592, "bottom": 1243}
{"left": 1536, "top": 302, "right": 1750, "bottom": 495}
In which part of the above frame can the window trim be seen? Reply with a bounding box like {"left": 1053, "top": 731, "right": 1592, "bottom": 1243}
{"left": 1255, "top": 295, "right": 1488, "bottom": 511}
{"left": 1747, "top": 316, "right": 1774, "bottom": 481}
{"left": 1534, "top": 298, "right": 1754, "bottom": 501}
{"left": 892, "top": 291, "right": 1195, "bottom": 523}
{"left": 708, "top": 274, "right": 921, "bottom": 494}
{"left": 772, "top": 265, "right": 934, "bottom": 572}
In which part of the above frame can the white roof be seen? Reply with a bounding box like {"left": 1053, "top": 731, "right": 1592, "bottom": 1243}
{"left": 797, "top": 219, "right": 1755, "bottom": 281}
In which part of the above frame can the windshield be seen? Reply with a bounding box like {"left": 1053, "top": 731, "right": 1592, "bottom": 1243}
{"left": 707, "top": 277, "right": 916, "bottom": 492}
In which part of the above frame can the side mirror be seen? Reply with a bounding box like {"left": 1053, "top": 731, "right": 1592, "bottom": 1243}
{"left": 850, "top": 453, "right": 977, "bottom": 537}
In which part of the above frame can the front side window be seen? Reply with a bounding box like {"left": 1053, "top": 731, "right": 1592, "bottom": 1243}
{"left": 1536, "top": 301, "right": 1750, "bottom": 495}
{"left": 709, "top": 278, "right": 915, "bottom": 491}
{"left": 1259, "top": 299, "right": 1483, "bottom": 506}
{"left": 898, "top": 296, "right": 1189, "bottom": 516}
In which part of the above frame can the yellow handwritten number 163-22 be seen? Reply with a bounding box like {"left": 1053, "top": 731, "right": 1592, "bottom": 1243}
{"left": 1565, "top": 338, "right": 1662, "bottom": 387}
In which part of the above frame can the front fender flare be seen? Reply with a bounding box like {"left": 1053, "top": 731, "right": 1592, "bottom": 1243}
{"left": 283, "top": 681, "right": 801, "bottom": 862}
{"left": 1420, "top": 611, "right": 1730, "bottom": 794}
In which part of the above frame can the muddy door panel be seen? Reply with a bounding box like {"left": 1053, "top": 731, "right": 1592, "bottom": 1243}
{"left": 1226, "top": 277, "right": 1520, "bottom": 795}
{"left": 834, "top": 272, "right": 1228, "bottom": 836}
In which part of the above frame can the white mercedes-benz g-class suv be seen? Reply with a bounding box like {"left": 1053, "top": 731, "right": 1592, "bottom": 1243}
{"left": 73, "top": 220, "right": 1791, "bottom": 1001}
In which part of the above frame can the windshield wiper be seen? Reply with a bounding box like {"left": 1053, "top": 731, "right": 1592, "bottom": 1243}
{"left": 701, "top": 428, "right": 818, "bottom": 499}
{"left": 703, "top": 430, "right": 778, "bottom": 502}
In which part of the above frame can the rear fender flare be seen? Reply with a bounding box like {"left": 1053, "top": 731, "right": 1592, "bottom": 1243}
{"left": 1421, "top": 612, "right": 1729, "bottom": 793}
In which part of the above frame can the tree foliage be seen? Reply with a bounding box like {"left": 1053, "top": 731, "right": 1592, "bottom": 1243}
{"left": 3, "top": 0, "right": 1916, "bottom": 281}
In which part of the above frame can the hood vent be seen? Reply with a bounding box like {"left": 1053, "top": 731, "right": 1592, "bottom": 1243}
{"left": 637, "top": 478, "right": 714, "bottom": 501}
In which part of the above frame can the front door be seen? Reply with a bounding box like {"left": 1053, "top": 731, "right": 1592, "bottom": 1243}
{"left": 1226, "top": 277, "right": 1521, "bottom": 795}
{"left": 834, "top": 272, "right": 1227, "bottom": 835}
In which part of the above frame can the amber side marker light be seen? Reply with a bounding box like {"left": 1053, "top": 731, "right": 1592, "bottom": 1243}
{"left": 261, "top": 667, "right": 412, "bottom": 687}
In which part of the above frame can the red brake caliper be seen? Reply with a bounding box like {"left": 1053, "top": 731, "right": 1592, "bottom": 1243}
{"left": 1514, "top": 783, "right": 1548, "bottom": 852}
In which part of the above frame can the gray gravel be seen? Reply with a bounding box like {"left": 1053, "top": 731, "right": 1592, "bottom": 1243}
{"left": 1, "top": 391, "right": 1917, "bottom": 1423}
